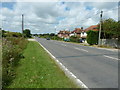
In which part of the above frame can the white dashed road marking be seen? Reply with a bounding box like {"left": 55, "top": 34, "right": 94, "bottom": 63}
{"left": 103, "top": 55, "right": 119, "bottom": 61}
{"left": 61, "top": 44, "right": 67, "bottom": 46}
{"left": 74, "top": 47, "right": 88, "bottom": 52}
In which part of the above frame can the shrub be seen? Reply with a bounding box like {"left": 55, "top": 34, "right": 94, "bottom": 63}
{"left": 70, "top": 36, "right": 80, "bottom": 43}
{"left": 52, "top": 36, "right": 63, "bottom": 41}
{"left": 86, "top": 30, "right": 99, "bottom": 45}
{"left": 2, "top": 37, "right": 28, "bottom": 87}
{"left": 2, "top": 31, "right": 22, "bottom": 37}
{"left": 23, "top": 29, "right": 31, "bottom": 38}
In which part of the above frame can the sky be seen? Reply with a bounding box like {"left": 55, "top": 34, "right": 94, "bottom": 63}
{"left": 0, "top": 1, "right": 118, "bottom": 34}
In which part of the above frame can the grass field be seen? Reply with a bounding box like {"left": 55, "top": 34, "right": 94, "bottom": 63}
{"left": 8, "top": 41, "right": 77, "bottom": 88}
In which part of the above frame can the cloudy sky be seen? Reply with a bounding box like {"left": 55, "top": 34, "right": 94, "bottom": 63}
{"left": 0, "top": 1, "right": 118, "bottom": 34}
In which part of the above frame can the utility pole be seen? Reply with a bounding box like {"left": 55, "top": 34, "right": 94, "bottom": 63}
{"left": 22, "top": 14, "right": 24, "bottom": 34}
{"left": 54, "top": 26, "right": 56, "bottom": 40}
{"left": 98, "top": 11, "right": 103, "bottom": 46}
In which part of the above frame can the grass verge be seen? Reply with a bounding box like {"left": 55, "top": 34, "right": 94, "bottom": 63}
{"left": 7, "top": 41, "right": 77, "bottom": 88}
{"left": 61, "top": 40, "right": 117, "bottom": 49}
{"left": 0, "top": 32, "right": 1, "bottom": 85}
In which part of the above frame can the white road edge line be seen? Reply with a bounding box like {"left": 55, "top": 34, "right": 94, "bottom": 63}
{"left": 35, "top": 39, "right": 89, "bottom": 89}
{"left": 74, "top": 47, "right": 88, "bottom": 52}
{"left": 103, "top": 55, "right": 119, "bottom": 61}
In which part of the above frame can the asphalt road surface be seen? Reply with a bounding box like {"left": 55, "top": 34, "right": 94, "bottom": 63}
{"left": 35, "top": 37, "right": 118, "bottom": 89}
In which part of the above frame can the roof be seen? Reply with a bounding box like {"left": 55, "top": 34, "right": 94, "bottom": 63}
{"left": 71, "top": 28, "right": 82, "bottom": 34}
{"left": 58, "top": 30, "right": 70, "bottom": 34}
{"left": 84, "top": 25, "right": 99, "bottom": 32}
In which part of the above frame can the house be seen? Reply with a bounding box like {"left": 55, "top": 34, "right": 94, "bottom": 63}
{"left": 79, "top": 25, "right": 99, "bottom": 43}
{"left": 57, "top": 30, "right": 70, "bottom": 38}
{"left": 82, "top": 25, "right": 99, "bottom": 38}
{"left": 70, "top": 28, "right": 82, "bottom": 37}
{"left": 81, "top": 30, "right": 87, "bottom": 39}
{"left": 84, "top": 25, "right": 99, "bottom": 32}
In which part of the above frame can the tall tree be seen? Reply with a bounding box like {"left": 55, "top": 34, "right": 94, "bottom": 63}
{"left": 23, "top": 29, "right": 31, "bottom": 38}
{"left": 99, "top": 18, "right": 118, "bottom": 39}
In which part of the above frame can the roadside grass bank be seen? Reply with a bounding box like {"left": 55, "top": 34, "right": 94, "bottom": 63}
{"left": 8, "top": 41, "right": 78, "bottom": 88}
{"left": 2, "top": 37, "right": 28, "bottom": 88}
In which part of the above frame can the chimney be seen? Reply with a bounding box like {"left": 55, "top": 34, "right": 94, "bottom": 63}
{"left": 81, "top": 27, "right": 83, "bottom": 30}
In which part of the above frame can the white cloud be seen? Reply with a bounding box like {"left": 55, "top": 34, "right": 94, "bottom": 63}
{"left": 1, "top": 2, "right": 118, "bottom": 33}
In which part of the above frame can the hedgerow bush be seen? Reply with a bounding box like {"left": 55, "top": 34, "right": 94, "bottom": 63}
{"left": 2, "top": 37, "right": 28, "bottom": 87}
{"left": 2, "top": 30, "right": 22, "bottom": 37}
{"left": 70, "top": 36, "right": 80, "bottom": 43}
{"left": 86, "top": 30, "right": 99, "bottom": 45}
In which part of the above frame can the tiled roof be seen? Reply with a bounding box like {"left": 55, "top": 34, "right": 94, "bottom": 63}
{"left": 84, "top": 25, "right": 99, "bottom": 32}
{"left": 58, "top": 30, "right": 70, "bottom": 34}
{"left": 71, "top": 28, "right": 82, "bottom": 34}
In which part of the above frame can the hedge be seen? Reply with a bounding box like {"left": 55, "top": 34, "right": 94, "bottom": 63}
{"left": 86, "top": 30, "right": 99, "bottom": 45}
{"left": 2, "top": 37, "right": 28, "bottom": 87}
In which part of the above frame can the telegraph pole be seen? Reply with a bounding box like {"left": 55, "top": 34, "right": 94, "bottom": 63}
{"left": 54, "top": 26, "right": 56, "bottom": 40}
{"left": 98, "top": 11, "right": 103, "bottom": 46}
{"left": 22, "top": 14, "right": 24, "bottom": 34}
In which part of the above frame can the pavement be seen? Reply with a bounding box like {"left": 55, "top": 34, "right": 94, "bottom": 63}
{"left": 35, "top": 37, "right": 118, "bottom": 89}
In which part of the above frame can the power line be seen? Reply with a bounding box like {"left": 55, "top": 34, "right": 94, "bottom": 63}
{"left": 77, "top": 7, "right": 118, "bottom": 27}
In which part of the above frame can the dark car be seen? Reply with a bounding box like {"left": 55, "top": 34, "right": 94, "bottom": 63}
{"left": 46, "top": 38, "right": 50, "bottom": 40}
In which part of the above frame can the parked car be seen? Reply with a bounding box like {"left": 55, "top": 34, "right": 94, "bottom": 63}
{"left": 64, "top": 38, "right": 70, "bottom": 42}
{"left": 46, "top": 38, "right": 50, "bottom": 40}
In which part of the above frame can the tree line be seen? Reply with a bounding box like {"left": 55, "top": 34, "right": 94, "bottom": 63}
{"left": 2, "top": 29, "right": 31, "bottom": 38}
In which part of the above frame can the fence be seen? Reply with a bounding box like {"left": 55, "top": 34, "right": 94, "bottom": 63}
{"left": 101, "top": 39, "right": 118, "bottom": 48}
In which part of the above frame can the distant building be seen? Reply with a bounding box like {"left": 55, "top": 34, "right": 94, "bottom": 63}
{"left": 70, "top": 28, "right": 82, "bottom": 37}
{"left": 83, "top": 25, "right": 99, "bottom": 39}
{"left": 84, "top": 25, "right": 99, "bottom": 32}
{"left": 81, "top": 25, "right": 99, "bottom": 43}
{"left": 57, "top": 25, "right": 99, "bottom": 43}
{"left": 57, "top": 30, "right": 70, "bottom": 38}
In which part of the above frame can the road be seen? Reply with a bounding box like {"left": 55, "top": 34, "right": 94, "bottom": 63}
{"left": 35, "top": 37, "right": 118, "bottom": 88}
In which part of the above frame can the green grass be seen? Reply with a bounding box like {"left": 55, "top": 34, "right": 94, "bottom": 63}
{"left": 8, "top": 41, "right": 77, "bottom": 88}
{"left": 0, "top": 38, "right": 2, "bottom": 88}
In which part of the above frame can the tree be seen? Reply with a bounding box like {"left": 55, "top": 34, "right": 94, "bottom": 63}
{"left": 98, "top": 18, "right": 118, "bottom": 39}
{"left": 50, "top": 33, "right": 55, "bottom": 36}
{"left": 23, "top": 29, "right": 31, "bottom": 38}
{"left": 87, "top": 30, "right": 99, "bottom": 45}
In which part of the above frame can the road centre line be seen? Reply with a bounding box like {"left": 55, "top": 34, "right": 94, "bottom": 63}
{"left": 81, "top": 49, "right": 89, "bottom": 52}
{"left": 97, "top": 48, "right": 117, "bottom": 52}
{"left": 74, "top": 47, "right": 88, "bottom": 52}
{"left": 103, "top": 55, "right": 119, "bottom": 61}
{"left": 61, "top": 44, "right": 67, "bottom": 46}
